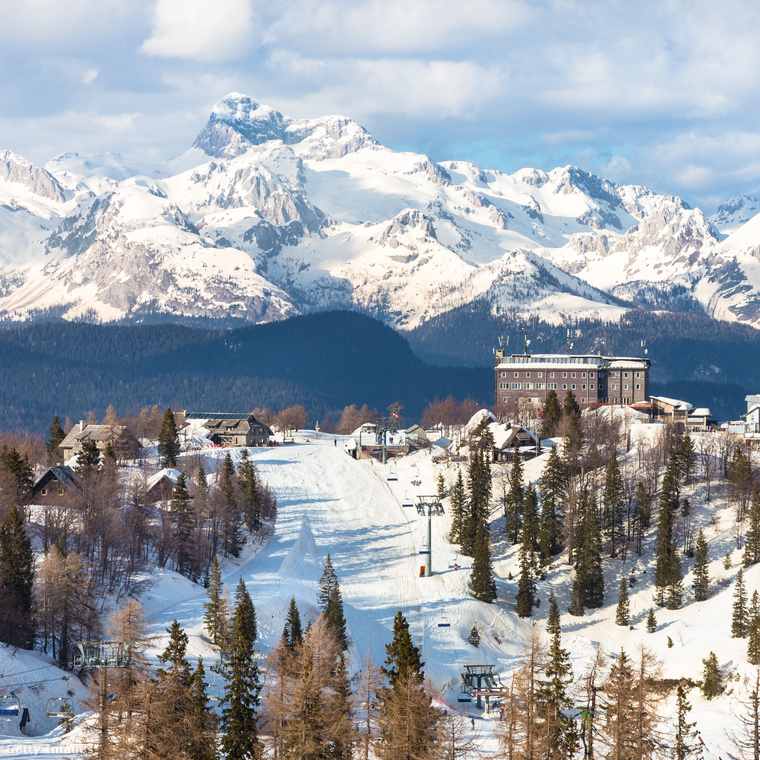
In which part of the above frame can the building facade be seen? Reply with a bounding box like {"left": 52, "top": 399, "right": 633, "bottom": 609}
{"left": 494, "top": 350, "right": 650, "bottom": 418}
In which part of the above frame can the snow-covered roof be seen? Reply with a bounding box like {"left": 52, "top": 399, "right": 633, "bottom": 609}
{"left": 690, "top": 408, "right": 711, "bottom": 418}
{"left": 463, "top": 409, "right": 497, "bottom": 436}
{"left": 650, "top": 395, "right": 693, "bottom": 411}
{"left": 146, "top": 468, "right": 183, "bottom": 491}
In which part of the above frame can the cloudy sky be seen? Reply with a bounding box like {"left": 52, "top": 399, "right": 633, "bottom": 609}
{"left": 2, "top": 0, "right": 759, "bottom": 211}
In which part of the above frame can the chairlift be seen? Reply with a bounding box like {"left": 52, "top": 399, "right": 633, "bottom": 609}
{"left": 46, "top": 697, "right": 74, "bottom": 719}
{"left": 402, "top": 490, "right": 414, "bottom": 508}
{"left": 387, "top": 464, "right": 398, "bottom": 482}
{"left": 457, "top": 690, "right": 473, "bottom": 703}
{"left": 0, "top": 693, "right": 20, "bottom": 716}
{"left": 207, "top": 684, "right": 221, "bottom": 701}
{"left": 411, "top": 465, "right": 421, "bottom": 486}
{"left": 438, "top": 615, "right": 451, "bottom": 628}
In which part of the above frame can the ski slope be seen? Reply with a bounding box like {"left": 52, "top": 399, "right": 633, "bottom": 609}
{"left": 1, "top": 424, "right": 755, "bottom": 758}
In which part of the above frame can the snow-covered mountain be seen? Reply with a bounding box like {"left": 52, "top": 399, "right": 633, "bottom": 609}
{"left": 1, "top": 93, "right": 760, "bottom": 328}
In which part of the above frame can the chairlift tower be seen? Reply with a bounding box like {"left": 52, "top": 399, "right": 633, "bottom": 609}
{"left": 376, "top": 418, "right": 397, "bottom": 466}
{"left": 415, "top": 495, "right": 445, "bottom": 577}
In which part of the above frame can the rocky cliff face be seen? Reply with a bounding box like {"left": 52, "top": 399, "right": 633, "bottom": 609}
{"left": 0, "top": 93, "right": 759, "bottom": 329}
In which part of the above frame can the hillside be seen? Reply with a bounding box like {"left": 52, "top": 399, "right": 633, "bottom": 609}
{"left": 2, "top": 419, "right": 758, "bottom": 759}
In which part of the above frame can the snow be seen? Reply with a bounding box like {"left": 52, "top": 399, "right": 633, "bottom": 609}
{"left": 3, "top": 427, "right": 756, "bottom": 758}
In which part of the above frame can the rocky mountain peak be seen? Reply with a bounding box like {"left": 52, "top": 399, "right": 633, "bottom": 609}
{"left": 0, "top": 149, "right": 66, "bottom": 203}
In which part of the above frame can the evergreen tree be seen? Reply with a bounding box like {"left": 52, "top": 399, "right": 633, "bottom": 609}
{"left": 0, "top": 505, "right": 35, "bottom": 648}
{"left": 701, "top": 652, "right": 723, "bottom": 699}
{"left": 744, "top": 482, "right": 760, "bottom": 568}
{"left": 157, "top": 407, "right": 180, "bottom": 468}
{"left": 540, "top": 389, "right": 562, "bottom": 439}
{"left": 171, "top": 472, "right": 195, "bottom": 579}
{"left": 515, "top": 484, "right": 538, "bottom": 616}
{"left": 188, "top": 657, "right": 218, "bottom": 760}
{"left": 602, "top": 450, "right": 625, "bottom": 557}
{"left": 462, "top": 447, "right": 491, "bottom": 556}
{"left": 632, "top": 481, "right": 651, "bottom": 556}
{"left": 47, "top": 414, "right": 65, "bottom": 461}
{"left": 503, "top": 449, "right": 524, "bottom": 545}
{"left": 655, "top": 451, "right": 682, "bottom": 608}
{"left": 615, "top": 577, "right": 630, "bottom": 627}
{"left": 448, "top": 470, "right": 466, "bottom": 545}
{"left": 538, "top": 595, "right": 577, "bottom": 759}
{"left": 203, "top": 556, "right": 226, "bottom": 648}
{"left": 0, "top": 446, "right": 35, "bottom": 500}
{"left": 733, "top": 567, "right": 748, "bottom": 638}
{"left": 646, "top": 608, "right": 657, "bottom": 633}
{"left": 471, "top": 519, "right": 497, "bottom": 603}
{"left": 569, "top": 487, "right": 604, "bottom": 615}
{"left": 537, "top": 445, "right": 567, "bottom": 563}
{"left": 747, "top": 591, "right": 760, "bottom": 666}
{"left": 282, "top": 597, "right": 303, "bottom": 649}
{"left": 678, "top": 433, "right": 697, "bottom": 486}
{"left": 692, "top": 528, "right": 710, "bottom": 602}
{"left": 220, "top": 452, "right": 242, "bottom": 557}
{"left": 436, "top": 472, "right": 446, "bottom": 501}
{"left": 318, "top": 554, "right": 349, "bottom": 650}
{"left": 515, "top": 540, "right": 535, "bottom": 618}
{"left": 674, "top": 682, "right": 702, "bottom": 760}
{"left": 75, "top": 438, "right": 100, "bottom": 475}
{"left": 383, "top": 611, "right": 423, "bottom": 688}
{"left": 238, "top": 450, "right": 262, "bottom": 533}
{"left": 221, "top": 582, "right": 263, "bottom": 760}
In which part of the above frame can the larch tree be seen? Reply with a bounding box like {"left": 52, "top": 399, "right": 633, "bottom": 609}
{"left": 673, "top": 681, "right": 702, "bottom": 760}
{"left": 599, "top": 648, "right": 637, "bottom": 760}
{"left": 729, "top": 667, "right": 760, "bottom": 760}
{"left": 357, "top": 652, "right": 385, "bottom": 760}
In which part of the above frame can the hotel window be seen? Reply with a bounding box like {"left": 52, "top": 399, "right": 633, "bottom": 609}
{"left": 526, "top": 372, "right": 531, "bottom": 378}
{"left": 582, "top": 372, "right": 586, "bottom": 378}
{"left": 563, "top": 372, "right": 567, "bottom": 378}
{"left": 538, "top": 372, "right": 543, "bottom": 378}
{"left": 514, "top": 372, "right": 519, "bottom": 378}
{"left": 513, "top": 383, "right": 520, "bottom": 389}
{"left": 550, "top": 371, "right": 555, "bottom": 378}
{"left": 503, "top": 397, "right": 508, "bottom": 403}
{"left": 599, "top": 372, "right": 604, "bottom": 378}
{"left": 571, "top": 384, "right": 576, "bottom": 390}
{"left": 571, "top": 372, "right": 576, "bottom": 378}
{"left": 590, "top": 372, "right": 595, "bottom": 377}
{"left": 636, "top": 372, "right": 641, "bottom": 378}
{"left": 636, "top": 384, "right": 640, "bottom": 390}
{"left": 563, "top": 384, "right": 567, "bottom": 390}
{"left": 582, "top": 384, "right": 586, "bottom": 390}
{"left": 612, "top": 384, "right": 617, "bottom": 389}
{"left": 590, "top": 384, "right": 595, "bottom": 390}
{"left": 536, "top": 383, "right": 544, "bottom": 389}
{"left": 624, "top": 384, "right": 629, "bottom": 390}
{"left": 501, "top": 372, "right": 507, "bottom": 378}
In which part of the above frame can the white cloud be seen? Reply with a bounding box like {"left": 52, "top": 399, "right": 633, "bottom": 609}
{"left": 140, "top": 0, "right": 257, "bottom": 62}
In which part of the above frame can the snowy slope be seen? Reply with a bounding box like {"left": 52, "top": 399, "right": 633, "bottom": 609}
{"left": 4, "top": 94, "right": 760, "bottom": 327}
{"left": 4, "top": 424, "right": 758, "bottom": 759}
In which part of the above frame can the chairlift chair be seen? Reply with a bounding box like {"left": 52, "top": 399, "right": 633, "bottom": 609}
{"left": 0, "top": 693, "right": 20, "bottom": 716}
{"left": 46, "top": 697, "right": 74, "bottom": 719}
{"left": 438, "top": 615, "right": 451, "bottom": 628}
{"left": 387, "top": 464, "right": 398, "bottom": 482}
{"left": 207, "top": 684, "right": 221, "bottom": 701}
{"left": 457, "top": 690, "right": 473, "bottom": 703}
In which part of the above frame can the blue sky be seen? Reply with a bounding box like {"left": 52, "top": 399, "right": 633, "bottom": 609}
{"left": 2, "top": 0, "right": 760, "bottom": 212}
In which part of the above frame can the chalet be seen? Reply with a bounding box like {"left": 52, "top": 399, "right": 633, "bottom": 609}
{"left": 686, "top": 407, "right": 712, "bottom": 431}
{"left": 30, "top": 466, "right": 82, "bottom": 506}
{"left": 650, "top": 396, "right": 693, "bottom": 425}
{"left": 491, "top": 423, "right": 539, "bottom": 461}
{"left": 145, "top": 468, "right": 196, "bottom": 503}
{"left": 60, "top": 423, "right": 140, "bottom": 462}
{"left": 185, "top": 412, "right": 272, "bottom": 447}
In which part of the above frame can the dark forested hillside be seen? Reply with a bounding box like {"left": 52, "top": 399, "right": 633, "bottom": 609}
{"left": 0, "top": 311, "right": 491, "bottom": 433}
{"left": 403, "top": 303, "right": 760, "bottom": 419}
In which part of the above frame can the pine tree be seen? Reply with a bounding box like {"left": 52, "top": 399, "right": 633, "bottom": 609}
{"left": 448, "top": 470, "right": 466, "bottom": 545}
{"left": 615, "top": 577, "right": 630, "bottom": 626}
{"left": 602, "top": 450, "right": 625, "bottom": 557}
{"left": 0, "top": 505, "right": 35, "bottom": 647}
{"left": 383, "top": 611, "right": 423, "bottom": 688}
{"left": 437, "top": 472, "right": 446, "bottom": 501}
{"left": 188, "top": 657, "right": 218, "bottom": 760}
{"left": 203, "top": 556, "right": 226, "bottom": 647}
{"left": 47, "top": 414, "right": 65, "bottom": 461}
{"left": 646, "top": 608, "right": 657, "bottom": 633}
{"left": 238, "top": 451, "right": 262, "bottom": 534}
{"left": 747, "top": 591, "right": 760, "bottom": 666}
{"left": 470, "top": 519, "right": 497, "bottom": 603}
{"left": 157, "top": 407, "right": 180, "bottom": 468}
{"left": 75, "top": 438, "right": 101, "bottom": 475}
{"left": 745, "top": 482, "right": 760, "bottom": 568}
{"left": 701, "top": 652, "right": 723, "bottom": 699}
{"left": 282, "top": 596, "right": 303, "bottom": 649}
{"left": 674, "top": 681, "right": 702, "bottom": 760}
{"left": 220, "top": 452, "right": 242, "bottom": 558}
{"left": 0, "top": 446, "right": 34, "bottom": 500}
{"left": 462, "top": 447, "right": 491, "bottom": 556}
{"left": 540, "top": 389, "right": 562, "bottom": 439}
{"left": 655, "top": 451, "right": 682, "bottom": 607}
{"left": 569, "top": 487, "right": 603, "bottom": 615}
{"left": 692, "top": 528, "right": 710, "bottom": 601}
{"left": 503, "top": 449, "right": 524, "bottom": 545}
{"left": 515, "top": 540, "right": 535, "bottom": 618}
{"left": 678, "top": 433, "right": 697, "bottom": 486}
{"left": 537, "top": 445, "right": 567, "bottom": 563}
{"left": 516, "top": 484, "right": 538, "bottom": 616}
{"left": 319, "top": 554, "right": 349, "bottom": 650}
{"left": 538, "top": 595, "right": 577, "bottom": 758}
{"left": 171, "top": 472, "right": 195, "bottom": 578}
{"left": 221, "top": 582, "right": 262, "bottom": 760}
{"left": 733, "top": 567, "right": 748, "bottom": 638}
{"left": 632, "top": 481, "right": 650, "bottom": 556}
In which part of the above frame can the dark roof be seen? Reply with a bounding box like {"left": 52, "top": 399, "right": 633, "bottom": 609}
{"left": 184, "top": 412, "right": 254, "bottom": 421}
{"left": 33, "top": 465, "right": 82, "bottom": 490}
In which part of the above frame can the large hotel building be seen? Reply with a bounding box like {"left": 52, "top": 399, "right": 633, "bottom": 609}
{"left": 494, "top": 349, "right": 650, "bottom": 418}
